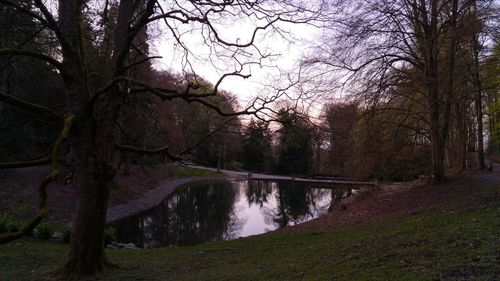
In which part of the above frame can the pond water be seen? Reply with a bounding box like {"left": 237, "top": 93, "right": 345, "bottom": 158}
{"left": 112, "top": 180, "right": 357, "bottom": 248}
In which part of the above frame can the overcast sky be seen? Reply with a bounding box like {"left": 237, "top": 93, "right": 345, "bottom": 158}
{"left": 151, "top": 18, "right": 321, "bottom": 110}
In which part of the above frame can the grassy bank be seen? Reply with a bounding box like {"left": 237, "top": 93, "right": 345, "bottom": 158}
{"left": 1, "top": 199, "right": 498, "bottom": 280}
{"left": 171, "top": 165, "right": 221, "bottom": 178}
{"left": 0, "top": 165, "right": 221, "bottom": 224}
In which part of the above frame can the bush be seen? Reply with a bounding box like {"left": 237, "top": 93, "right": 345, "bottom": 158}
{"left": 35, "top": 224, "right": 53, "bottom": 240}
{"left": 7, "top": 224, "right": 19, "bottom": 233}
{"left": 0, "top": 221, "right": 7, "bottom": 233}
{"left": 0, "top": 216, "right": 70, "bottom": 241}
{"left": 0, "top": 216, "right": 22, "bottom": 233}
{"left": 104, "top": 227, "right": 116, "bottom": 245}
{"left": 225, "top": 161, "right": 244, "bottom": 171}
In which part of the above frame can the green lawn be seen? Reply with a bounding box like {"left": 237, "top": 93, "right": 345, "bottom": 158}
{"left": 172, "top": 166, "right": 221, "bottom": 178}
{"left": 1, "top": 204, "right": 498, "bottom": 280}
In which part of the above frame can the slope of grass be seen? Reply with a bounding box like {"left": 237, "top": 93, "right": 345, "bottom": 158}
{"left": 1, "top": 203, "right": 498, "bottom": 281}
{"left": 172, "top": 166, "right": 221, "bottom": 178}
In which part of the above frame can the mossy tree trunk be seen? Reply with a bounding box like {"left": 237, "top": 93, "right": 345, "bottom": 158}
{"left": 54, "top": 0, "right": 137, "bottom": 277}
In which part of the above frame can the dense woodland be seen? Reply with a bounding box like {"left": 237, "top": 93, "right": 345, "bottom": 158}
{"left": 0, "top": 0, "right": 499, "bottom": 278}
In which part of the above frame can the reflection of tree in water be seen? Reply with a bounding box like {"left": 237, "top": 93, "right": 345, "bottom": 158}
{"left": 309, "top": 187, "right": 332, "bottom": 214}
{"left": 113, "top": 181, "right": 357, "bottom": 247}
{"left": 262, "top": 182, "right": 330, "bottom": 228}
{"left": 328, "top": 188, "right": 353, "bottom": 212}
{"left": 114, "top": 181, "right": 244, "bottom": 247}
{"left": 245, "top": 181, "right": 274, "bottom": 208}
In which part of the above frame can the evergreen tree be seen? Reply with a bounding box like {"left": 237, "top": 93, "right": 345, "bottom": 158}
{"left": 241, "top": 119, "right": 273, "bottom": 171}
{"left": 276, "top": 110, "right": 313, "bottom": 175}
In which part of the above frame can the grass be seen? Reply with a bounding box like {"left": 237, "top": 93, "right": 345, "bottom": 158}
{"left": 172, "top": 166, "right": 221, "bottom": 178}
{"left": 1, "top": 175, "right": 498, "bottom": 280}
{"left": 0, "top": 203, "right": 498, "bottom": 280}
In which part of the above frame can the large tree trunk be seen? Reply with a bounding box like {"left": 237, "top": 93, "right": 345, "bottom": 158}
{"left": 430, "top": 113, "right": 446, "bottom": 182}
{"left": 55, "top": 0, "right": 121, "bottom": 276}
{"left": 60, "top": 0, "right": 150, "bottom": 275}
{"left": 475, "top": 87, "right": 485, "bottom": 168}
{"left": 56, "top": 72, "right": 117, "bottom": 278}
{"left": 58, "top": 96, "right": 121, "bottom": 278}
{"left": 471, "top": 5, "right": 485, "bottom": 169}
{"left": 424, "top": 0, "right": 458, "bottom": 183}
{"left": 422, "top": 0, "right": 446, "bottom": 182}
{"left": 59, "top": 159, "right": 114, "bottom": 276}
{"left": 427, "top": 62, "right": 446, "bottom": 181}
{"left": 55, "top": 0, "right": 148, "bottom": 276}
{"left": 457, "top": 103, "right": 467, "bottom": 171}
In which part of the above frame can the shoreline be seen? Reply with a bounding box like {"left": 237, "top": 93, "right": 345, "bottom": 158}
{"left": 106, "top": 175, "right": 228, "bottom": 224}
{"left": 105, "top": 169, "right": 381, "bottom": 226}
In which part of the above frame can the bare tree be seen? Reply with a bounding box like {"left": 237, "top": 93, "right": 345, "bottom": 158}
{"left": 0, "top": 0, "right": 322, "bottom": 277}
{"left": 303, "top": 0, "right": 496, "bottom": 182}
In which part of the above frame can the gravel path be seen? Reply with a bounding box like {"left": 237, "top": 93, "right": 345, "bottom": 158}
{"left": 188, "top": 165, "right": 376, "bottom": 185}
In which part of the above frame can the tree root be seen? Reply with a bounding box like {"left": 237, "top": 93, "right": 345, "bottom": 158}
{"left": 53, "top": 254, "right": 117, "bottom": 280}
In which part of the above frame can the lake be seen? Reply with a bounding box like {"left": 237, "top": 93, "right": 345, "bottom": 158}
{"left": 112, "top": 180, "right": 357, "bottom": 248}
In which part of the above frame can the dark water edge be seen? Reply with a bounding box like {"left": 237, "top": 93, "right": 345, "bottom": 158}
{"left": 112, "top": 180, "right": 356, "bottom": 248}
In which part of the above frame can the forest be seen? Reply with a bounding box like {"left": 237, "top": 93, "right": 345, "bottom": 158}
{"left": 0, "top": 0, "right": 499, "bottom": 280}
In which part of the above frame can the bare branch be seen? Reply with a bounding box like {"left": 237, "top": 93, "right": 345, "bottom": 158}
{"left": 124, "top": 56, "right": 163, "bottom": 69}
{"left": 92, "top": 71, "right": 250, "bottom": 104}
{"left": 0, "top": 91, "right": 63, "bottom": 123}
{"left": 0, "top": 48, "right": 62, "bottom": 69}
{"left": 0, "top": 0, "right": 48, "bottom": 25}
{"left": 179, "top": 117, "right": 238, "bottom": 157}
{"left": 0, "top": 157, "right": 51, "bottom": 169}
{"left": 0, "top": 116, "right": 75, "bottom": 244}
{"left": 33, "top": 0, "right": 75, "bottom": 52}
{"left": 116, "top": 144, "right": 182, "bottom": 161}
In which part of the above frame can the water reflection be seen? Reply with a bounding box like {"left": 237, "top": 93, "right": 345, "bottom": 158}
{"left": 245, "top": 181, "right": 273, "bottom": 208}
{"left": 113, "top": 180, "right": 354, "bottom": 248}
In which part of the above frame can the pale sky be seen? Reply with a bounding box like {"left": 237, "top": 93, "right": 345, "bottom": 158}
{"left": 151, "top": 18, "right": 321, "bottom": 111}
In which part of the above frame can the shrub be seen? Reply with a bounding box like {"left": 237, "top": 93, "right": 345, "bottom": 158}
{"left": 225, "top": 161, "right": 244, "bottom": 171}
{"left": 104, "top": 227, "right": 116, "bottom": 245}
{"left": 7, "top": 224, "right": 19, "bottom": 233}
{"left": 0, "top": 216, "right": 22, "bottom": 233}
{"left": 35, "top": 225, "right": 53, "bottom": 240}
{"left": 0, "top": 221, "right": 7, "bottom": 233}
